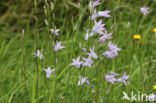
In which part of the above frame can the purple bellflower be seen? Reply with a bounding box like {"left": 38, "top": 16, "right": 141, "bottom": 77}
{"left": 86, "top": 47, "right": 98, "bottom": 59}
{"left": 43, "top": 67, "right": 56, "bottom": 78}
{"left": 78, "top": 76, "right": 90, "bottom": 86}
{"left": 82, "top": 56, "right": 93, "bottom": 68}
{"left": 50, "top": 28, "right": 60, "bottom": 36}
{"left": 140, "top": 6, "right": 149, "bottom": 16}
{"left": 54, "top": 41, "right": 65, "bottom": 51}
{"left": 34, "top": 49, "right": 44, "bottom": 60}
{"left": 117, "top": 72, "right": 130, "bottom": 85}
{"left": 70, "top": 56, "right": 83, "bottom": 68}
{"left": 105, "top": 72, "right": 119, "bottom": 84}
{"left": 103, "top": 41, "right": 121, "bottom": 58}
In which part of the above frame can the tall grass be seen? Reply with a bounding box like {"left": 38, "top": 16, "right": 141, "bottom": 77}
{"left": 0, "top": 0, "right": 156, "bottom": 103}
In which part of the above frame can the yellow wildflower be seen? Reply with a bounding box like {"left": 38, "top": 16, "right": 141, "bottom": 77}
{"left": 153, "top": 85, "right": 156, "bottom": 90}
{"left": 133, "top": 34, "right": 141, "bottom": 40}
{"left": 153, "top": 28, "right": 156, "bottom": 33}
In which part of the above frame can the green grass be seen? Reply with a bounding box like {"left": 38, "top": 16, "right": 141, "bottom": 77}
{"left": 0, "top": 0, "right": 156, "bottom": 103}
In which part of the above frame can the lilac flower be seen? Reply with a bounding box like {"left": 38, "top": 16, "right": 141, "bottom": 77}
{"left": 92, "top": 19, "right": 105, "bottom": 35}
{"left": 91, "top": 9, "right": 111, "bottom": 20}
{"left": 86, "top": 47, "right": 98, "bottom": 59}
{"left": 50, "top": 28, "right": 60, "bottom": 36}
{"left": 117, "top": 72, "right": 129, "bottom": 85}
{"left": 148, "top": 93, "right": 156, "bottom": 101}
{"left": 105, "top": 72, "right": 119, "bottom": 84}
{"left": 99, "top": 31, "right": 112, "bottom": 44}
{"left": 34, "top": 49, "right": 44, "bottom": 60}
{"left": 78, "top": 76, "right": 90, "bottom": 86}
{"left": 140, "top": 6, "right": 149, "bottom": 16}
{"left": 107, "top": 41, "right": 121, "bottom": 52}
{"left": 90, "top": 9, "right": 98, "bottom": 20}
{"left": 70, "top": 56, "right": 83, "bottom": 68}
{"left": 54, "top": 41, "right": 65, "bottom": 51}
{"left": 97, "top": 10, "right": 111, "bottom": 17}
{"left": 43, "top": 67, "right": 56, "bottom": 78}
{"left": 82, "top": 56, "right": 93, "bottom": 68}
{"left": 89, "top": 0, "right": 101, "bottom": 11}
{"left": 103, "top": 41, "right": 121, "bottom": 58}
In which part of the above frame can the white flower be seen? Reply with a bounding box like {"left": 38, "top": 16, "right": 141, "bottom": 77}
{"left": 43, "top": 67, "right": 56, "bottom": 78}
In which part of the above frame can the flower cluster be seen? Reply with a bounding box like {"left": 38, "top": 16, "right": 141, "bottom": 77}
{"left": 105, "top": 72, "right": 130, "bottom": 85}
{"left": 70, "top": 47, "right": 97, "bottom": 69}
{"left": 103, "top": 41, "right": 121, "bottom": 58}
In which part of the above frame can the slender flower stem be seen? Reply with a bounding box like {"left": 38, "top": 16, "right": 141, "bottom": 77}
{"left": 21, "top": 29, "right": 27, "bottom": 91}
{"left": 34, "top": 0, "right": 39, "bottom": 99}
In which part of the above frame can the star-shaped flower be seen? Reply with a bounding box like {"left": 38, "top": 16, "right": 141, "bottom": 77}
{"left": 99, "top": 31, "right": 113, "bottom": 44}
{"left": 108, "top": 41, "right": 121, "bottom": 52}
{"left": 86, "top": 47, "right": 98, "bottom": 59}
{"left": 92, "top": 19, "right": 105, "bottom": 35}
{"left": 78, "top": 76, "right": 90, "bottom": 86}
{"left": 50, "top": 28, "right": 60, "bottom": 36}
{"left": 54, "top": 41, "right": 65, "bottom": 51}
{"left": 103, "top": 41, "right": 121, "bottom": 58}
{"left": 117, "top": 72, "right": 129, "bottom": 85}
{"left": 140, "top": 6, "right": 149, "bottom": 16}
{"left": 70, "top": 56, "right": 83, "bottom": 68}
{"left": 82, "top": 56, "right": 93, "bottom": 68}
{"left": 43, "top": 67, "right": 56, "bottom": 78}
{"left": 33, "top": 49, "right": 44, "bottom": 60}
{"left": 89, "top": 0, "right": 101, "bottom": 12}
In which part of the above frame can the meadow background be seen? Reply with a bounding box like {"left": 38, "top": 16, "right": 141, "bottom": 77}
{"left": 0, "top": 0, "right": 156, "bottom": 103}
